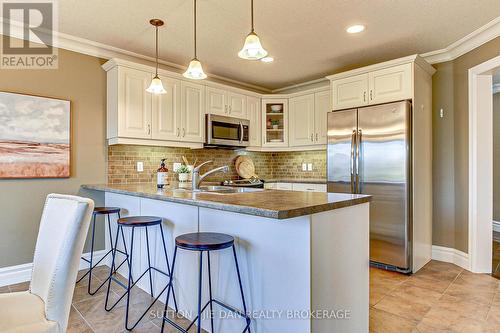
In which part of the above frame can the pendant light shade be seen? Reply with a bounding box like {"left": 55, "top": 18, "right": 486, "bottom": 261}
{"left": 146, "top": 19, "right": 167, "bottom": 94}
{"left": 184, "top": 0, "right": 207, "bottom": 80}
{"left": 239, "top": 0, "right": 267, "bottom": 60}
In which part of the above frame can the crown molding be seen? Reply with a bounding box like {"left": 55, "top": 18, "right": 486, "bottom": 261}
{"left": 421, "top": 16, "right": 500, "bottom": 64}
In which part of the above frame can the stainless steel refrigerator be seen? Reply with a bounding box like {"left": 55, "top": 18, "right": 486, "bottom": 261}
{"left": 327, "top": 101, "right": 412, "bottom": 273}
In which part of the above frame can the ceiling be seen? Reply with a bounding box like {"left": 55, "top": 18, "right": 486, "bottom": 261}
{"left": 53, "top": 1, "right": 500, "bottom": 90}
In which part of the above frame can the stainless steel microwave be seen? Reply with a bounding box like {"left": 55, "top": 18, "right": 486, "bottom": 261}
{"left": 205, "top": 114, "right": 250, "bottom": 148}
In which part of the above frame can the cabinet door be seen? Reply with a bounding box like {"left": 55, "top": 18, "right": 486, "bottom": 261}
{"left": 206, "top": 87, "right": 227, "bottom": 116}
{"left": 227, "top": 92, "right": 247, "bottom": 118}
{"left": 151, "top": 76, "right": 181, "bottom": 141}
{"left": 247, "top": 96, "right": 261, "bottom": 147}
{"left": 289, "top": 94, "right": 315, "bottom": 147}
{"left": 181, "top": 81, "right": 205, "bottom": 143}
{"left": 314, "top": 90, "right": 330, "bottom": 145}
{"left": 262, "top": 99, "right": 288, "bottom": 147}
{"left": 369, "top": 63, "right": 412, "bottom": 104}
{"left": 332, "top": 73, "right": 368, "bottom": 110}
{"left": 118, "top": 67, "right": 152, "bottom": 138}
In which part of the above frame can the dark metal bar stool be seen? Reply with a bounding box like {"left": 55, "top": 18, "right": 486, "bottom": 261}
{"left": 105, "top": 216, "right": 178, "bottom": 331}
{"left": 77, "top": 207, "right": 132, "bottom": 295}
{"left": 161, "top": 232, "right": 251, "bottom": 333}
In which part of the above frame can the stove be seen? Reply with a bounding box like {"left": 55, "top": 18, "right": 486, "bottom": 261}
{"left": 221, "top": 178, "right": 264, "bottom": 188}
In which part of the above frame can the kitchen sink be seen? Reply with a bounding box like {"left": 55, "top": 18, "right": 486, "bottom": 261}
{"left": 198, "top": 186, "right": 265, "bottom": 194}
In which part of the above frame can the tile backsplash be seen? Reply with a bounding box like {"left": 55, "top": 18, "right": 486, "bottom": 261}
{"left": 108, "top": 145, "right": 326, "bottom": 184}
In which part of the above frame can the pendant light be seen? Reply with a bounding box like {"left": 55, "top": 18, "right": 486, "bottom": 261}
{"left": 146, "top": 19, "right": 167, "bottom": 94}
{"left": 183, "top": 0, "right": 207, "bottom": 80}
{"left": 238, "top": 0, "right": 268, "bottom": 60}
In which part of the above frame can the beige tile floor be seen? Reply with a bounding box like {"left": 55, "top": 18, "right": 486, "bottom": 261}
{"left": 1, "top": 261, "right": 499, "bottom": 332}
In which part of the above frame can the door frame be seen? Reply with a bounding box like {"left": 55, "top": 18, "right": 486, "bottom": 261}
{"left": 468, "top": 55, "right": 500, "bottom": 273}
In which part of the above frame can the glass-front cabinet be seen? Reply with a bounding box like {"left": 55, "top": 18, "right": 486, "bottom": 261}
{"left": 261, "top": 98, "right": 288, "bottom": 147}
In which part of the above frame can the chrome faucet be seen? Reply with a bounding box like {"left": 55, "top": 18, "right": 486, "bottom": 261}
{"left": 192, "top": 161, "right": 229, "bottom": 191}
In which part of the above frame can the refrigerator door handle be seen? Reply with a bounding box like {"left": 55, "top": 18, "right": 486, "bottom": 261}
{"left": 356, "top": 129, "right": 362, "bottom": 193}
{"left": 350, "top": 129, "right": 356, "bottom": 193}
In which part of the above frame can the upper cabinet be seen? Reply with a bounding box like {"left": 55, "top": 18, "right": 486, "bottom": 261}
{"left": 262, "top": 99, "right": 288, "bottom": 147}
{"left": 181, "top": 81, "right": 205, "bottom": 143}
{"left": 329, "top": 63, "right": 413, "bottom": 110}
{"left": 289, "top": 90, "right": 330, "bottom": 147}
{"left": 206, "top": 86, "right": 247, "bottom": 118}
{"left": 247, "top": 96, "right": 261, "bottom": 147}
{"left": 151, "top": 75, "right": 181, "bottom": 141}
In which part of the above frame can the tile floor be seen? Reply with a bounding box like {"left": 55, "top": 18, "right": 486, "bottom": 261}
{"left": 1, "top": 260, "right": 499, "bottom": 332}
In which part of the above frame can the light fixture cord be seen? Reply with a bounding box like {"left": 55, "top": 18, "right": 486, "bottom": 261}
{"left": 155, "top": 25, "right": 159, "bottom": 76}
{"left": 251, "top": 0, "right": 254, "bottom": 32}
{"left": 194, "top": 0, "right": 197, "bottom": 59}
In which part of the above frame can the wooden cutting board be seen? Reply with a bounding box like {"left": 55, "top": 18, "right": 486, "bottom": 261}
{"left": 235, "top": 155, "right": 258, "bottom": 179}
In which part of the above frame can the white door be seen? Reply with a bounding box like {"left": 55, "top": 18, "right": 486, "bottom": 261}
{"left": 332, "top": 73, "right": 368, "bottom": 110}
{"left": 314, "top": 90, "right": 330, "bottom": 145}
{"left": 181, "top": 81, "right": 205, "bottom": 143}
{"left": 289, "top": 94, "right": 315, "bottom": 146}
{"left": 227, "top": 92, "right": 247, "bottom": 118}
{"left": 247, "top": 96, "right": 261, "bottom": 147}
{"left": 206, "top": 87, "right": 227, "bottom": 116}
{"left": 151, "top": 76, "right": 181, "bottom": 141}
{"left": 369, "top": 63, "right": 412, "bottom": 104}
{"left": 118, "top": 67, "right": 152, "bottom": 138}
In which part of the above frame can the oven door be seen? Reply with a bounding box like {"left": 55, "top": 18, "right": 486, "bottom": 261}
{"left": 206, "top": 114, "right": 249, "bottom": 147}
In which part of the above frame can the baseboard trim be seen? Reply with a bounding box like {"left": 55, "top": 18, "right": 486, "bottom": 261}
{"left": 0, "top": 249, "right": 109, "bottom": 287}
{"left": 431, "top": 245, "right": 470, "bottom": 270}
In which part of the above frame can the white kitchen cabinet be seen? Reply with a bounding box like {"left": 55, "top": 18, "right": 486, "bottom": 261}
{"left": 314, "top": 90, "right": 330, "bottom": 144}
{"left": 116, "top": 67, "right": 152, "bottom": 139}
{"left": 331, "top": 73, "right": 369, "bottom": 110}
{"left": 181, "top": 81, "right": 205, "bottom": 143}
{"left": 262, "top": 99, "right": 288, "bottom": 147}
{"left": 330, "top": 62, "right": 413, "bottom": 110}
{"left": 275, "top": 183, "right": 293, "bottom": 190}
{"left": 292, "top": 183, "right": 327, "bottom": 192}
{"left": 247, "top": 96, "right": 261, "bottom": 147}
{"left": 369, "top": 63, "right": 412, "bottom": 104}
{"left": 289, "top": 94, "right": 315, "bottom": 146}
{"left": 151, "top": 76, "right": 181, "bottom": 141}
{"left": 206, "top": 86, "right": 247, "bottom": 118}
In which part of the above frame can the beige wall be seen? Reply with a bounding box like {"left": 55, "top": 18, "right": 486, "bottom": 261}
{"left": 432, "top": 36, "right": 500, "bottom": 252}
{"left": 494, "top": 92, "right": 500, "bottom": 221}
{"left": 0, "top": 43, "right": 108, "bottom": 268}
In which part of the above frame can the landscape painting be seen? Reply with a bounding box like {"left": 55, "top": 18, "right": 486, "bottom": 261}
{"left": 0, "top": 91, "right": 70, "bottom": 178}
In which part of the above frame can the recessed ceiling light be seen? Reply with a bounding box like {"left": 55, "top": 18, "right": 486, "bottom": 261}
{"left": 261, "top": 56, "right": 274, "bottom": 63}
{"left": 346, "top": 25, "right": 365, "bottom": 34}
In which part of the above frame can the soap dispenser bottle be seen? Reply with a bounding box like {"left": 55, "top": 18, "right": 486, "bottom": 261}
{"left": 157, "top": 159, "right": 169, "bottom": 188}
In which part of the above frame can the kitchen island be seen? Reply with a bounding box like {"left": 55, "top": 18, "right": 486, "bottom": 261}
{"left": 82, "top": 183, "right": 371, "bottom": 333}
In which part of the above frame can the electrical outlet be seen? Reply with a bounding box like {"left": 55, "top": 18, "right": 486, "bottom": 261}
{"left": 173, "top": 162, "right": 182, "bottom": 172}
{"left": 137, "top": 161, "right": 144, "bottom": 172}
{"left": 307, "top": 163, "right": 313, "bottom": 171}
{"left": 302, "top": 163, "right": 307, "bottom": 171}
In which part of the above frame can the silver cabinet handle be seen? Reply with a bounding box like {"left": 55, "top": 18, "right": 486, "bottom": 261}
{"left": 350, "top": 129, "right": 356, "bottom": 193}
{"left": 147, "top": 124, "right": 151, "bottom": 135}
{"left": 310, "top": 133, "right": 314, "bottom": 142}
{"left": 370, "top": 90, "right": 373, "bottom": 101}
{"left": 363, "top": 91, "right": 366, "bottom": 102}
{"left": 182, "top": 128, "right": 186, "bottom": 137}
{"left": 176, "top": 128, "right": 180, "bottom": 137}
{"left": 315, "top": 133, "right": 318, "bottom": 141}
{"left": 356, "top": 129, "right": 362, "bottom": 193}
{"left": 224, "top": 105, "right": 228, "bottom": 113}
{"left": 229, "top": 105, "right": 232, "bottom": 114}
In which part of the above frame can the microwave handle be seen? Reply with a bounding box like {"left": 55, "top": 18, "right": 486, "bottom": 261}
{"left": 239, "top": 122, "right": 244, "bottom": 143}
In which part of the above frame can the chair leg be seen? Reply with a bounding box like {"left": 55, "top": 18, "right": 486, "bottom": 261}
{"left": 233, "top": 245, "right": 251, "bottom": 333}
{"left": 161, "top": 246, "right": 178, "bottom": 333}
{"left": 207, "top": 251, "right": 215, "bottom": 333}
{"left": 159, "top": 224, "right": 178, "bottom": 312}
{"left": 197, "top": 251, "right": 204, "bottom": 333}
{"left": 124, "top": 227, "right": 135, "bottom": 331}
{"left": 105, "top": 223, "right": 122, "bottom": 311}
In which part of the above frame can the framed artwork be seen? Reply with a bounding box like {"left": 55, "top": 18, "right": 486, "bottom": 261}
{"left": 0, "top": 91, "right": 71, "bottom": 179}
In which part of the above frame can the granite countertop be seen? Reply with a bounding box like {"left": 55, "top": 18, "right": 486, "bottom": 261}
{"left": 263, "top": 178, "right": 327, "bottom": 184}
{"left": 82, "top": 183, "right": 370, "bottom": 219}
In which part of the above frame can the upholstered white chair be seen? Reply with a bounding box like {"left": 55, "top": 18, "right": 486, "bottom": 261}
{"left": 0, "top": 194, "right": 94, "bottom": 333}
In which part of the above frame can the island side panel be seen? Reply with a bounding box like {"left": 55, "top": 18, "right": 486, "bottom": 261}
{"left": 311, "top": 203, "right": 369, "bottom": 333}
{"left": 200, "top": 208, "right": 312, "bottom": 333}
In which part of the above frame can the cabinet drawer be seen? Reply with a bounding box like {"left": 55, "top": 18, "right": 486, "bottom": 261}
{"left": 276, "top": 183, "right": 293, "bottom": 190}
{"left": 292, "top": 183, "right": 327, "bottom": 192}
